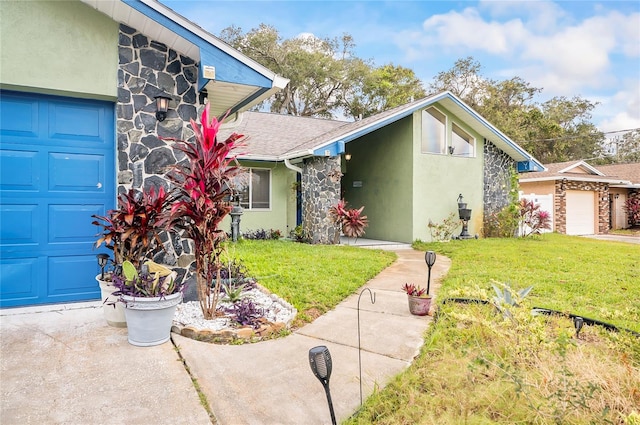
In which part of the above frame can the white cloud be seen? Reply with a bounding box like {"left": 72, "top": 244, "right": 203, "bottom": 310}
{"left": 595, "top": 79, "right": 640, "bottom": 132}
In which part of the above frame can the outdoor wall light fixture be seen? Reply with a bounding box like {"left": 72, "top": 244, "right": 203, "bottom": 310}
{"left": 309, "top": 346, "right": 336, "bottom": 425}
{"left": 345, "top": 153, "right": 352, "bottom": 161}
{"left": 448, "top": 146, "right": 455, "bottom": 154}
{"left": 154, "top": 94, "right": 171, "bottom": 122}
{"left": 96, "top": 253, "right": 110, "bottom": 280}
{"left": 614, "top": 193, "right": 620, "bottom": 199}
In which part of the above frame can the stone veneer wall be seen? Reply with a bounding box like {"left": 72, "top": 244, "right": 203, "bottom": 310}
{"left": 628, "top": 190, "right": 640, "bottom": 227}
{"left": 483, "top": 140, "right": 517, "bottom": 221}
{"left": 117, "top": 23, "right": 201, "bottom": 281}
{"left": 301, "top": 156, "right": 342, "bottom": 244}
{"left": 554, "top": 180, "right": 610, "bottom": 234}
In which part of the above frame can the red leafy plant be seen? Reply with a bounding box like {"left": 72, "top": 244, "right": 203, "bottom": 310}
{"left": 623, "top": 197, "right": 640, "bottom": 226}
{"left": 518, "top": 199, "right": 552, "bottom": 237}
{"left": 160, "top": 104, "right": 244, "bottom": 319}
{"left": 329, "top": 199, "right": 369, "bottom": 240}
{"left": 401, "top": 283, "right": 428, "bottom": 298}
{"left": 92, "top": 187, "right": 171, "bottom": 269}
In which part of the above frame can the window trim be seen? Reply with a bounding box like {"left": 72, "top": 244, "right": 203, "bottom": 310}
{"left": 236, "top": 167, "right": 272, "bottom": 211}
{"left": 420, "top": 106, "right": 477, "bottom": 158}
{"left": 421, "top": 106, "right": 447, "bottom": 155}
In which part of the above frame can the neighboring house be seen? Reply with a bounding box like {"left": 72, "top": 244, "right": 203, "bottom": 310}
{"left": 218, "top": 92, "right": 544, "bottom": 245}
{"left": 0, "top": 0, "right": 287, "bottom": 307}
{"left": 519, "top": 161, "right": 640, "bottom": 235}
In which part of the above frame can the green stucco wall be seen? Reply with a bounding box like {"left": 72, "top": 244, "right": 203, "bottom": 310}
{"left": 222, "top": 161, "right": 297, "bottom": 237}
{"left": 342, "top": 118, "right": 414, "bottom": 243}
{"left": 0, "top": 1, "right": 118, "bottom": 99}
{"left": 412, "top": 105, "right": 485, "bottom": 241}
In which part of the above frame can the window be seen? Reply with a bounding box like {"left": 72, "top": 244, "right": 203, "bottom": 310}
{"left": 235, "top": 168, "right": 270, "bottom": 210}
{"left": 421, "top": 107, "right": 447, "bottom": 154}
{"left": 451, "top": 123, "right": 475, "bottom": 157}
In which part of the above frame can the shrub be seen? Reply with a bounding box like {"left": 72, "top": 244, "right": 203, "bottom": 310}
{"left": 624, "top": 196, "right": 640, "bottom": 226}
{"left": 243, "top": 228, "right": 282, "bottom": 240}
{"left": 427, "top": 212, "right": 459, "bottom": 241}
{"left": 519, "top": 199, "right": 552, "bottom": 237}
{"left": 329, "top": 199, "right": 369, "bottom": 239}
{"left": 226, "top": 298, "right": 264, "bottom": 328}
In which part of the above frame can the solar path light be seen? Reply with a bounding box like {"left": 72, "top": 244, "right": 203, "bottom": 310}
{"left": 309, "top": 345, "right": 336, "bottom": 425}
{"left": 424, "top": 250, "right": 436, "bottom": 295}
{"left": 97, "top": 253, "right": 110, "bottom": 280}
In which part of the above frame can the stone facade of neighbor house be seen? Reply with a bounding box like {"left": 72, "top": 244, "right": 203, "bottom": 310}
{"left": 483, "top": 140, "right": 517, "bottom": 222}
{"left": 302, "top": 156, "right": 342, "bottom": 244}
{"left": 116, "top": 24, "right": 201, "bottom": 280}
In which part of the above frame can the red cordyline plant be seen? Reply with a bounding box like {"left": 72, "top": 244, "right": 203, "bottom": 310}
{"left": 623, "top": 197, "right": 640, "bottom": 226}
{"left": 518, "top": 199, "right": 552, "bottom": 237}
{"left": 161, "top": 104, "right": 244, "bottom": 319}
{"left": 329, "top": 199, "right": 369, "bottom": 240}
{"left": 92, "top": 187, "right": 170, "bottom": 268}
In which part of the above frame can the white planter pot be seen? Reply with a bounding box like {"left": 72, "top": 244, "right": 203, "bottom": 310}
{"left": 122, "top": 292, "right": 183, "bottom": 347}
{"left": 97, "top": 275, "right": 127, "bottom": 328}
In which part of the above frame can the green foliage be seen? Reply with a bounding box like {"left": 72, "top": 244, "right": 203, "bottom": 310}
{"left": 219, "top": 25, "right": 425, "bottom": 119}
{"left": 428, "top": 56, "right": 606, "bottom": 163}
{"left": 427, "top": 212, "right": 459, "bottom": 241}
{"left": 221, "top": 281, "right": 246, "bottom": 304}
{"left": 230, "top": 239, "right": 395, "bottom": 325}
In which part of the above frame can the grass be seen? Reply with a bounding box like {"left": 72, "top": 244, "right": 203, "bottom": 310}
{"left": 226, "top": 239, "right": 396, "bottom": 326}
{"left": 344, "top": 233, "right": 640, "bottom": 424}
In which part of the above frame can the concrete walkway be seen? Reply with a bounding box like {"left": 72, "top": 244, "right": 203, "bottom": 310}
{"left": 0, "top": 249, "right": 449, "bottom": 424}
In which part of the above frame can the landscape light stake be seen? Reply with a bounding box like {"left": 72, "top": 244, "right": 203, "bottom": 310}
{"left": 97, "top": 253, "right": 109, "bottom": 280}
{"left": 357, "top": 288, "right": 376, "bottom": 405}
{"left": 309, "top": 346, "right": 336, "bottom": 425}
{"left": 425, "top": 251, "right": 437, "bottom": 295}
{"left": 574, "top": 316, "right": 584, "bottom": 339}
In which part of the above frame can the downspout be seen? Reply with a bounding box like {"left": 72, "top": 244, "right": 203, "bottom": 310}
{"left": 284, "top": 158, "right": 302, "bottom": 174}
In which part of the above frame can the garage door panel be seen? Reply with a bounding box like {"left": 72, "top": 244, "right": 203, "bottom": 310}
{"left": 0, "top": 149, "right": 39, "bottom": 191}
{"left": 49, "top": 204, "right": 104, "bottom": 244}
{"left": 0, "top": 257, "right": 41, "bottom": 305}
{"left": 566, "top": 190, "right": 595, "bottom": 235}
{"left": 0, "top": 90, "right": 114, "bottom": 307}
{"left": 48, "top": 255, "right": 100, "bottom": 298}
{"left": 49, "top": 152, "right": 105, "bottom": 192}
{"left": 0, "top": 96, "right": 39, "bottom": 138}
{"left": 49, "top": 102, "right": 106, "bottom": 143}
{"left": 0, "top": 204, "right": 39, "bottom": 246}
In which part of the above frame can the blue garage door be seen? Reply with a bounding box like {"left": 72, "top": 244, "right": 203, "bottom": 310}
{"left": 0, "top": 91, "right": 115, "bottom": 307}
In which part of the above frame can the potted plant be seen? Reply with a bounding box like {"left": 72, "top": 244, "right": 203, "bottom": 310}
{"left": 92, "top": 186, "right": 171, "bottom": 327}
{"left": 161, "top": 103, "right": 244, "bottom": 320}
{"left": 402, "top": 283, "right": 432, "bottom": 316}
{"left": 112, "top": 260, "right": 183, "bottom": 346}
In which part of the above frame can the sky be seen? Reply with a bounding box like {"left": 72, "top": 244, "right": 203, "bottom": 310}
{"left": 163, "top": 0, "right": 640, "bottom": 136}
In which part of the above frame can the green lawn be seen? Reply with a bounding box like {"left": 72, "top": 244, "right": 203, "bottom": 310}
{"left": 228, "top": 239, "right": 396, "bottom": 325}
{"left": 345, "top": 233, "right": 640, "bottom": 424}
{"left": 414, "top": 233, "right": 640, "bottom": 332}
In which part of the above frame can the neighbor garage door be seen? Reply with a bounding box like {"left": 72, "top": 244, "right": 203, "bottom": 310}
{"left": 565, "top": 190, "right": 595, "bottom": 235}
{"left": 0, "top": 91, "right": 114, "bottom": 307}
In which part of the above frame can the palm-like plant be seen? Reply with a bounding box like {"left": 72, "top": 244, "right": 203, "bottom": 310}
{"left": 161, "top": 104, "right": 244, "bottom": 319}
{"left": 92, "top": 187, "right": 170, "bottom": 268}
{"left": 329, "top": 199, "right": 369, "bottom": 240}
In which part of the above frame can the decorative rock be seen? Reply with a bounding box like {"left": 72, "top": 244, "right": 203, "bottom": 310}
{"left": 157, "top": 118, "right": 184, "bottom": 139}
{"left": 141, "top": 134, "right": 163, "bottom": 149}
{"left": 150, "top": 40, "right": 168, "bottom": 52}
{"left": 140, "top": 48, "right": 166, "bottom": 71}
{"left": 122, "top": 61, "right": 139, "bottom": 76}
{"left": 128, "top": 77, "right": 146, "bottom": 94}
{"left": 183, "top": 65, "right": 198, "bottom": 83}
{"left": 118, "top": 32, "right": 131, "bottom": 46}
{"left": 182, "top": 86, "right": 196, "bottom": 104}
{"left": 118, "top": 170, "right": 133, "bottom": 184}
{"left": 157, "top": 72, "right": 175, "bottom": 93}
{"left": 118, "top": 46, "right": 133, "bottom": 64}
{"left": 166, "top": 60, "right": 181, "bottom": 74}
{"left": 132, "top": 33, "right": 148, "bottom": 48}
{"left": 176, "top": 75, "right": 190, "bottom": 95}
{"left": 117, "top": 104, "right": 133, "bottom": 120}
{"left": 177, "top": 104, "right": 197, "bottom": 121}
{"left": 129, "top": 142, "right": 149, "bottom": 162}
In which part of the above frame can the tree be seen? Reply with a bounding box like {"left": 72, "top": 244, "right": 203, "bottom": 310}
{"left": 219, "top": 25, "right": 425, "bottom": 119}
{"left": 428, "top": 57, "right": 606, "bottom": 163}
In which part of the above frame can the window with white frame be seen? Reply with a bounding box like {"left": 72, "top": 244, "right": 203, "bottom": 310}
{"left": 451, "top": 123, "right": 475, "bottom": 157}
{"left": 235, "top": 168, "right": 271, "bottom": 210}
{"left": 421, "top": 107, "right": 447, "bottom": 154}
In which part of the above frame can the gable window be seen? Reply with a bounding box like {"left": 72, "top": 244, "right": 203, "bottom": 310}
{"left": 421, "top": 107, "right": 446, "bottom": 154}
{"left": 451, "top": 123, "right": 475, "bottom": 157}
{"left": 235, "top": 168, "right": 271, "bottom": 210}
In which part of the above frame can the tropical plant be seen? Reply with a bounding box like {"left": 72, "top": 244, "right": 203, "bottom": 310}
{"left": 624, "top": 196, "right": 640, "bottom": 226}
{"left": 92, "top": 187, "right": 171, "bottom": 268}
{"left": 221, "top": 281, "right": 246, "bottom": 304}
{"left": 111, "top": 260, "right": 182, "bottom": 298}
{"left": 518, "top": 199, "right": 552, "bottom": 237}
{"left": 161, "top": 103, "right": 244, "bottom": 319}
{"left": 227, "top": 298, "right": 264, "bottom": 328}
{"left": 329, "top": 199, "right": 369, "bottom": 240}
{"left": 401, "top": 283, "right": 427, "bottom": 298}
